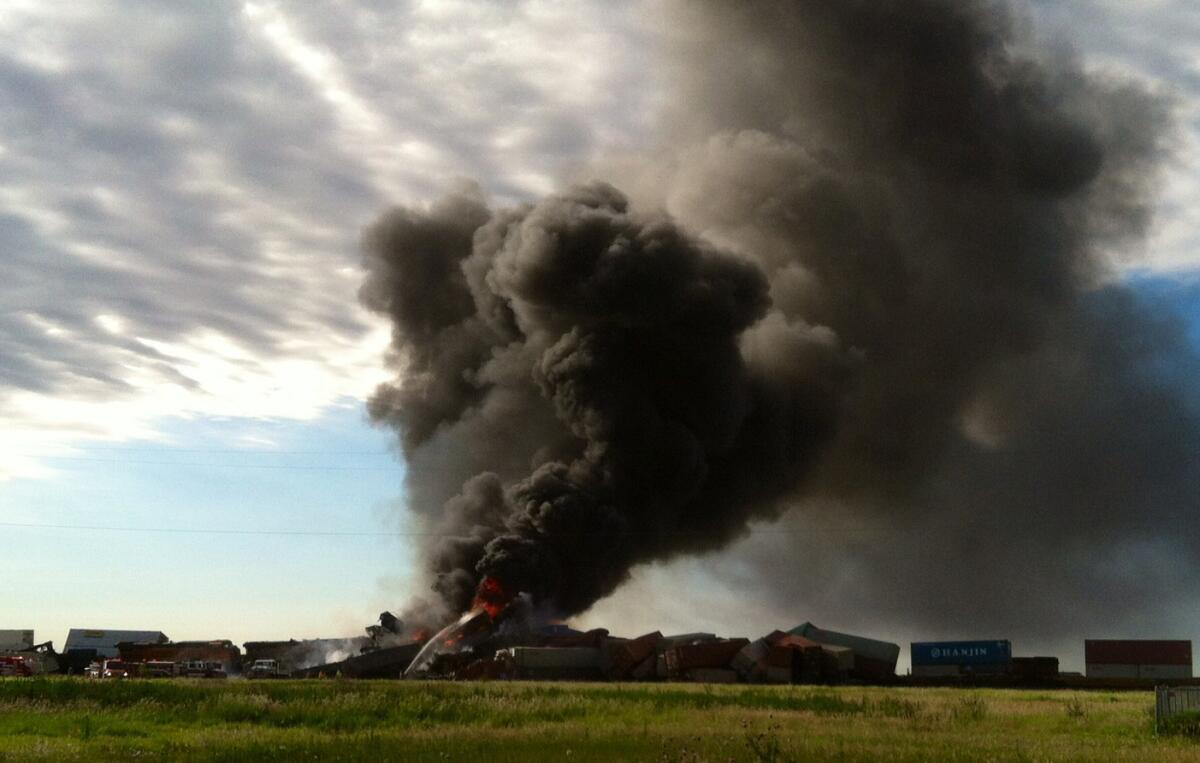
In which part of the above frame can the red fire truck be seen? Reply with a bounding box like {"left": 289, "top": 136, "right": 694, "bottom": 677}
{"left": 0, "top": 655, "right": 32, "bottom": 677}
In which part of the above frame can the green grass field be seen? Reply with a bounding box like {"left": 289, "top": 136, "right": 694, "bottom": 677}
{"left": 0, "top": 677, "right": 1194, "bottom": 761}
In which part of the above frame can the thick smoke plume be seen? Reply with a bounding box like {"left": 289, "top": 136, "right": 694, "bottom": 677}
{"left": 362, "top": 0, "right": 1200, "bottom": 637}
{"left": 361, "top": 181, "right": 842, "bottom": 616}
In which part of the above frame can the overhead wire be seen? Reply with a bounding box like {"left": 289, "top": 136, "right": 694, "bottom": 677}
{"left": 0, "top": 520, "right": 885, "bottom": 537}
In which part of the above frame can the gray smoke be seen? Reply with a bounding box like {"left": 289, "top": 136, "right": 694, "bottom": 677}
{"left": 361, "top": 0, "right": 1200, "bottom": 637}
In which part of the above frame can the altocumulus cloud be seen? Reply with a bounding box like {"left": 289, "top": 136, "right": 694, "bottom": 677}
{"left": 0, "top": 1, "right": 653, "bottom": 478}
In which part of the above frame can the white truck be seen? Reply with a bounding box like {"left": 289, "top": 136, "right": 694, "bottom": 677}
{"left": 248, "top": 659, "right": 287, "bottom": 678}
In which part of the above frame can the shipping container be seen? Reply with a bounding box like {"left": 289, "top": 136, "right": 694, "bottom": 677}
{"left": 732, "top": 638, "right": 771, "bottom": 681}
{"left": 605, "top": 632, "right": 661, "bottom": 680}
{"left": 765, "top": 643, "right": 824, "bottom": 684}
{"left": 789, "top": 623, "right": 896, "bottom": 680}
{"left": 664, "top": 639, "right": 749, "bottom": 679}
{"left": 60, "top": 649, "right": 98, "bottom": 675}
{"left": 789, "top": 623, "right": 899, "bottom": 665}
{"left": 494, "top": 647, "right": 604, "bottom": 680}
{"left": 500, "top": 647, "right": 602, "bottom": 670}
{"left": 820, "top": 644, "right": 855, "bottom": 674}
{"left": 1010, "top": 656, "right": 1059, "bottom": 682}
{"left": 65, "top": 629, "right": 168, "bottom": 659}
{"left": 631, "top": 654, "right": 657, "bottom": 680}
{"left": 1086, "top": 663, "right": 1191, "bottom": 680}
{"left": 771, "top": 633, "right": 823, "bottom": 650}
{"left": 659, "top": 633, "right": 717, "bottom": 650}
{"left": 735, "top": 632, "right": 831, "bottom": 684}
{"left": 1084, "top": 640, "right": 1191, "bottom": 666}
{"left": 539, "top": 628, "right": 608, "bottom": 649}
{"left": 0, "top": 631, "right": 34, "bottom": 651}
{"left": 1138, "top": 664, "right": 1192, "bottom": 680}
{"left": 911, "top": 640, "right": 1011, "bottom": 667}
{"left": 1085, "top": 663, "right": 1139, "bottom": 679}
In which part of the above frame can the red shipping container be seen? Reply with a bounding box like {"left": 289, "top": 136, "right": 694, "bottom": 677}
{"left": 773, "top": 635, "right": 822, "bottom": 650}
{"left": 1084, "top": 640, "right": 1191, "bottom": 666}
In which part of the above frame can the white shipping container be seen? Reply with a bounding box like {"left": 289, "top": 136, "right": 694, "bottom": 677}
{"left": 1138, "top": 664, "right": 1192, "bottom": 679}
{"left": 1086, "top": 663, "right": 1192, "bottom": 679}
{"left": 1085, "top": 663, "right": 1138, "bottom": 679}
{"left": 0, "top": 630, "right": 34, "bottom": 651}
{"left": 64, "top": 629, "right": 168, "bottom": 658}
{"left": 732, "top": 638, "right": 770, "bottom": 680}
{"left": 789, "top": 623, "right": 900, "bottom": 664}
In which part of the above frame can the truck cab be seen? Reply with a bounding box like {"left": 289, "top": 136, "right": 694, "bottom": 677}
{"left": 248, "top": 659, "right": 284, "bottom": 678}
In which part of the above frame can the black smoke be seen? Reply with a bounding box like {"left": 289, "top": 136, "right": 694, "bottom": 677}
{"left": 362, "top": 0, "right": 1200, "bottom": 638}
{"left": 362, "top": 181, "right": 846, "bottom": 616}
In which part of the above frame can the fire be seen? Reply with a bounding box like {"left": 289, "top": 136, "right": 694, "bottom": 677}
{"left": 471, "top": 576, "right": 516, "bottom": 621}
{"left": 402, "top": 577, "right": 518, "bottom": 678}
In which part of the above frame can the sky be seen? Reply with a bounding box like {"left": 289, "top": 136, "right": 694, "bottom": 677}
{"left": 1, "top": 0, "right": 1198, "bottom": 670}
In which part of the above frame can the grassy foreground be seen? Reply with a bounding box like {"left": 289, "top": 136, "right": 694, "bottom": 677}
{"left": 0, "top": 677, "right": 1193, "bottom": 761}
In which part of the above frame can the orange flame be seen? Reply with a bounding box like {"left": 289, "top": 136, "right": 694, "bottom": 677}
{"left": 471, "top": 576, "right": 515, "bottom": 620}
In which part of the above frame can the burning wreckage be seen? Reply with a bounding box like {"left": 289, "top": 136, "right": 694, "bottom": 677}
{"left": 7, "top": 602, "right": 900, "bottom": 684}
{"left": 11, "top": 615, "right": 1196, "bottom": 687}
{"left": 291, "top": 576, "right": 900, "bottom": 684}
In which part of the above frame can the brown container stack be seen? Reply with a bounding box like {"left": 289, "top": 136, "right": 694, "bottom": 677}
{"left": 605, "top": 631, "right": 662, "bottom": 680}
{"left": 664, "top": 639, "right": 750, "bottom": 680}
{"left": 1084, "top": 640, "right": 1192, "bottom": 680}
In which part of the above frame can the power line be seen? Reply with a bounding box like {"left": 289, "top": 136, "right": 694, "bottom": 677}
{"left": 25, "top": 456, "right": 398, "bottom": 471}
{"left": 0, "top": 520, "right": 885, "bottom": 537}
{"left": 18, "top": 447, "right": 393, "bottom": 455}
{"left": 0, "top": 521, "right": 416, "bottom": 537}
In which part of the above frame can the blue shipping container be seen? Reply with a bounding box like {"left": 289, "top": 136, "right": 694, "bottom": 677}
{"left": 911, "top": 640, "right": 1012, "bottom": 666}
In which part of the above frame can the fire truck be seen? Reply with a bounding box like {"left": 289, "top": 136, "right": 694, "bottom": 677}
{"left": 0, "top": 655, "right": 32, "bottom": 677}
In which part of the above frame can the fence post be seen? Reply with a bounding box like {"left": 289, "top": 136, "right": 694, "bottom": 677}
{"left": 1155, "top": 685, "right": 1163, "bottom": 735}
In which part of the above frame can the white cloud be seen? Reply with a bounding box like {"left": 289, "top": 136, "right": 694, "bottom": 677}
{"left": 0, "top": 0, "right": 1195, "bottom": 482}
{"left": 0, "top": 1, "right": 652, "bottom": 479}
